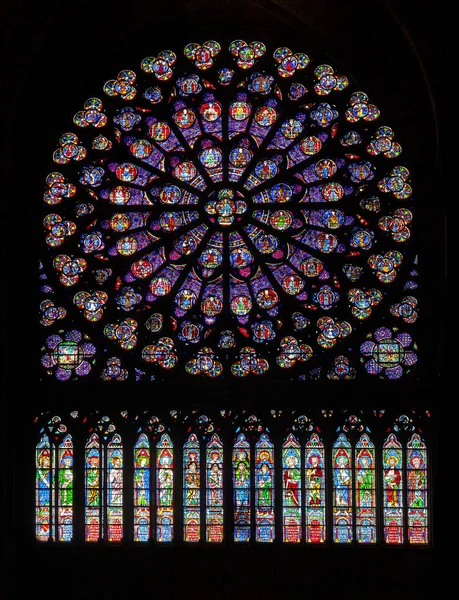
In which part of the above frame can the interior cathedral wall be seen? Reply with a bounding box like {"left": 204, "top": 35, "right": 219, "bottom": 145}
{"left": 3, "top": 0, "right": 445, "bottom": 597}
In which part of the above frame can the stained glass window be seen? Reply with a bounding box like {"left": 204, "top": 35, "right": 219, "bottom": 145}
{"left": 183, "top": 433, "right": 200, "bottom": 542}
{"left": 134, "top": 433, "right": 151, "bottom": 542}
{"left": 84, "top": 424, "right": 123, "bottom": 542}
{"left": 157, "top": 433, "right": 174, "bottom": 542}
{"left": 36, "top": 417, "right": 74, "bottom": 542}
{"left": 39, "top": 40, "right": 418, "bottom": 383}
{"left": 57, "top": 434, "right": 74, "bottom": 542}
{"left": 107, "top": 434, "right": 123, "bottom": 542}
{"left": 407, "top": 433, "right": 428, "bottom": 544}
{"left": 333, "top": 433, "right": 352, "bottom": 543}
{"left": 33, "top": 409, "right": 432, "bottom": 545}
{"left": 255, "top": 433, "right": 275, "bottom": 542}
{"left": 355, "top": 433, "right": 376, "bottom": 543}
{"left": 282, "top": 433, "right": 301, "bottom": 542}
{"left": 233, "top": 433, "right": 251, "bottom": 542}
{"left": 206, "top": 433, "right": 224, "bottom": 542}
{"left": 383, "top": 433, "right": 403, "bottom": 544}
{"left": 305, "top": 432, "right": 325, "bottom": 543}
{"left": 85, "top": 433, "right": 101, "bottom": 542}
{"left": 36, "top": 434, "right": 54, "bottom": 541}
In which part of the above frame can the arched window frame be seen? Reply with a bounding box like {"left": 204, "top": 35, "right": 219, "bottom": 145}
{"left": 382, "top": 414, "right": 431, "bottom": 545}
{"left": 133, "top": 432, "right": 151, "bottom": 542}
{"left": 205, "top": 432, "right": 224, "bottom": 543}
{"left": 183, "top": 432, "right": 201, "bottom": 542}
{"left": 156, "top": 432, "right": 175, "bottom": 542}
{"left": 84, "top": 416, "right": 123, "bottom": 542}
{"left": 32, "top": 408, "right": 432, "bottom": 546}
{"left": 35, "top": 416, "right": 74, "bottom": 543}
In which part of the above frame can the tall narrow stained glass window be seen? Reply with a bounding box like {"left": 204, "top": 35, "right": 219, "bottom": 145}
{"left": 84, "top": 430, "right": 124, "bottom": 542}
{"left": 36, "top": 434, "right": 54, "bottom": 541}
{"left": 36, "top": 417, "right": 74, "bottom": 543}
{"left": 383, "top": 433, "right": 403, "bottom": 544}
{"left": 233, "top": 433, "right": 251, "bottom": 542}
{"left": 57, "top": 434, "right": 74, "bottom": 542}
{"left": 134, "top": 433, "right": 151, "bottom": 542}
{"left": 407, "top": 433, "right": 428, "bottom": 544}
{"left": 305, "top": 432, "right": 325, "bottom": 543}
{"left": 183, "top": 433, "right": 200, "bottom": 542}
{"left": 85, "top": 433, "right": 101, "bottom": 541}
{"left": 107, "top": 434, "right": 123, "bottom": 541}
{"left": 355, "top": 433, "right": 376, "bottom": 543}
{"left": 206, "top": 433, "right": 224, "bottom": 542}
{"left": 157, "top": 433, "right": 174, "bottom": 542}
{"left": 333, "top": 433, "right": 352, "bottom": 543}
{"left": 255, "top": 433, "right": 275, "bottom": 542}
{"left": 282, "top": 433, "right": 301, "bottom": 542}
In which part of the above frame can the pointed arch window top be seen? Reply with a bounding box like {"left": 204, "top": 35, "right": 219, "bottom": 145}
{"left": 35, "top": 411, "right": 431, "bottom": 545}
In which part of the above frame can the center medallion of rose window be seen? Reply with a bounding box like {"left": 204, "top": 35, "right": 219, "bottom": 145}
{"left": 205, "top": 188, "right": 247, "bottom": 226}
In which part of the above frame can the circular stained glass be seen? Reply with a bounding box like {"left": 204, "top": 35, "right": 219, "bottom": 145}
{"left": 40, "top": 40, "right": 418, "bottom": 381}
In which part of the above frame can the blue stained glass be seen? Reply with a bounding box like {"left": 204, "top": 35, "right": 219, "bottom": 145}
{"left": 41, "top": 39, "right": 417, "bottom": 383}
{"left": 233, "top": 433, "right": 251, "bottom": 542}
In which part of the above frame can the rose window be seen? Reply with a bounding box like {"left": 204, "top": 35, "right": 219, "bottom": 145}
{"left": 40, "top": 40, "right": 418, "bottom": 381}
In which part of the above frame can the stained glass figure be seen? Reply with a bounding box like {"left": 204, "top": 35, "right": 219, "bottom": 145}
{"left": 57, "top": 434, "right": 74, "bottom": 542}
{"left": 157, "top": 433, "right": 174, "bottom": 541}
{"left": 206, "top": 433, "right": 224, "bottom": 542}
{"left": 305, "top": 433, "right": 325, "bottom": 543}
{"left": 383, "top": 433, "right": 403, "bottom": 544}
{"left": 134, "top": 433, "right": 151, "bottom": 542}
{"left": 233, "top": 433, "right": 251, "bottom": 542}
{"left": 36, "top": 434, "right": 54, "bottom": 540}
{"left": 333, "top": 433, "right": 352, "bottom": 543}
{"left": 282, "top": 433, "right": 301, "bottom": 542}
{"left": 183, "top": 433, "right": 200, "bottom": 542}
{"left": 355, "top": 433, "right": 376, "bottom": 543}
{"left": 255, "top": 433, "right": 275, "bottom": 542}
{"left": 85, "top": 433, "right": 101, "bottom": 541}
{"left": 407, "top": 433, "right": 428, "bottom": 544}
{"left": 34, "top": 410, "right": 431, "bottom": 546}
{"left": 107, "top": 433, "right": 123, "bottom": 542}
{"left": 40, "top": 40, "right": 418, "bottom": 382}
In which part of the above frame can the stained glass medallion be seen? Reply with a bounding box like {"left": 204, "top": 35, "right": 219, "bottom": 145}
{"left": 40, "top": 40, "right": 418, "bottom": 381}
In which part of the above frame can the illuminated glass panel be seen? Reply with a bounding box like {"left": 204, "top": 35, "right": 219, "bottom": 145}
{"left": 255, "top": 433, "right": 275, "bottom": 542}
{"left": 233, "top": 433, "right": 250, "bottom": 542}
{"left": 85, "top": 433, "right": 101, "bottom": 542}
{"left": 183, "top": 433, "right": 200, "bottom": 542}
{"left": 40, "top": 41, "right": 418, "bottom": 384}
{"left": 206, "top": 433, "right": 224, "bottom": 542}
{"left": 355, "top": 433, "right": 376, "bottom": 543}
{"left": 35, "top": 434, "right": 54, "bottom": 541}
{"left": 333, "top": 433, "right": 352, "bottom": 543}
{"left": 107, "top": 433, "right": 123, "bottom": 542}
{"left": 282, "top": 433, "right": 301, "bottom": 542}
{"left": 134, "top": 433, "right": 151, "bottom": 542}
{"left": 57, "top": 434, "right": 73, "bottom": 542}
{"left": 305, "top": 433, "right": 325, "bottom": 543}
{"left": 383, "top": 433, "right": 404, "bottom": 544}
{"left": 407, "top": 433, "right": 428, "bottom": 544}
{"left": 157, "top": 433, "right": 174, "bottom": 542}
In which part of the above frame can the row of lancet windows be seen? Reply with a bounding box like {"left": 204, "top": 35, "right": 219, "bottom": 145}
{"left": 36, "top": 428, "right": 428, "bottom": 544}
